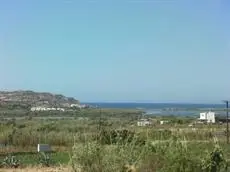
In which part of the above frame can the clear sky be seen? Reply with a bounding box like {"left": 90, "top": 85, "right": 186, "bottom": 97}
{"left": 0, "top": 0, "right": 230, "bottom": 103}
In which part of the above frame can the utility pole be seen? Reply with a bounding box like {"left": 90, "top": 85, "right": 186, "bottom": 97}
{"left": 98, "top": 107, "right": 102, "bottom": 131}
{"left": 223, "top": 100, "right": 229, "bottom": 144}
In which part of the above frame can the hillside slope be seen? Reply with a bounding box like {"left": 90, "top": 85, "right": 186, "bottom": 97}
{"left": 0, "top": 90, "right": 79, "bottom": 108}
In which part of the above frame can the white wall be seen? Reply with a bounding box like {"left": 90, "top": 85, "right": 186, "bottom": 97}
{"left": 137, "top": 121, "right": 151, "bottom": 126}
{"left": 199, "top": 112, "right": 215, "bottom": 123}
{"left": 31, "top": 106, "right": 65, "bottom": 112}
{"left": 200, "top": 113, "right": 207, "bottom": 120}
{"left": 207, "top": 112, "right": 215, "bottom": 123}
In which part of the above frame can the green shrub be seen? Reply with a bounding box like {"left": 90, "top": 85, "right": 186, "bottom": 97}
{"left": 98, "top": 129, "right": 139, "bottom": 145}
{"left": 38, "top": 152, "right": 53, "bottom": 167}
{"left": 71, "top": 135, "right": 229, "bottom": 172}
{"left": 1, "top": 154, "right": 20, "bottom": 168}
{"left": 201, "top": 144, "right": 228, "bottom": 172}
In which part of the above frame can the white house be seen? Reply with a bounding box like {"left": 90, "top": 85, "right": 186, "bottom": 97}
{"left": 70, "top": 104, "right": 89, "bottom": 109}
{"left": 137, "top": 119, "right": 152, "bottom": 126}
{"left": 199, "top": 111, "right": 215, "bottom": 123}
{"left": 57, "top": 108, "right": 65, "bottom": 112}
{"left": 160, "top": 120, "right": 169, "bottom": 125}
{"left": 70, "top": 104, "right": 81, "bottom": 108}
{"left": 31, "top": 106, "right": 65, "bottom": 112}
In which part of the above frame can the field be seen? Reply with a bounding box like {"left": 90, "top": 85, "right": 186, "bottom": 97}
{"left": 0, "top": 108, "right": 229, "bottom": 172}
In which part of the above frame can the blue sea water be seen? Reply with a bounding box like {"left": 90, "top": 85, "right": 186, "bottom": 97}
{"left": 83, "top": 102, "right": 225, "bottom": 116}
{"left": 85, "top": 102, "right": 224, "bottom": 109}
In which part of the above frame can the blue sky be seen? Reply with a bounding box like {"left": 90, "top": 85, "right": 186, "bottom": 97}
{"left": 0, "top": 0, "right": 230, "bottom": 103}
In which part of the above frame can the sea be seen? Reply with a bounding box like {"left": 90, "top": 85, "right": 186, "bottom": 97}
{"left": 84, "top": 103, "right": 226, "bottom": 117}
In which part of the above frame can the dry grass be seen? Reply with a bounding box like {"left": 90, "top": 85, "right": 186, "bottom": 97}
{"left": 0, "top": 166, "right": 71, "bottom": 172}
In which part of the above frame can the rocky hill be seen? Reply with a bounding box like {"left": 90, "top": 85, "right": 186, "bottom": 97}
{"left": 0, "top": 90, "right": 79, "bottom": 108}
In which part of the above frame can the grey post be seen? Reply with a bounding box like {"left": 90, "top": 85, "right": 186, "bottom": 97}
{"left": 223, "top": 100, "right": 229, "bottom": 144}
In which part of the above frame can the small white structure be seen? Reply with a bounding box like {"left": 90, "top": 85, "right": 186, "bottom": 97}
{"left": 137, "top": 119, "right": 152, "bottom": 126}
{"left": 70, "top": 104, "right": 81, "bottom": 108}
{"left": 160, "top": 120, "right": 169, "bottom": 125}
{"left": 199, "top": 111, "right": 215, "bottom": 123}
{"left": 31, "top": 107, "right": 65, "bottom": 112}
{"left": 188, "top": 124, "right": 194, "bottom": 127}
{"left": 70, "top": 104, "right": 88, "bottom": 109}
{"left": 37, "top": 144, "right": 52, "bottom": 152}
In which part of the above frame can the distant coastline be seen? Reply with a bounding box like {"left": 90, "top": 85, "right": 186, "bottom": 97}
{"left": 82, "top": 102, "right": 226, "bottom": 116}
{"left": 82, "top": 102, "right": 225, "bottom": 109}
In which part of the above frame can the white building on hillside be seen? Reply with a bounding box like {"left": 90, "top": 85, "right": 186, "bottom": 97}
{"left": 31, "top": 107, "right": 65, "bottom": 112}
{"left": 137, "top": 119, "right": 152, "bottom": 126}
{"left": 160, "top": 120, "right": 169, "bottom": 125}
{"left": 70, "top": 104, "right": 89, "bottom": 109}
{"left": 70, "top": 104, "right": 81, "bottom": 108}
{"left": 199, "top": 111, "right": 215, "bottom": 123}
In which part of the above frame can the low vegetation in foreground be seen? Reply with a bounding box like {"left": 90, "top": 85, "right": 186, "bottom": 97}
{"left": 0, "top": 108, "right": 230, "bottom": 172}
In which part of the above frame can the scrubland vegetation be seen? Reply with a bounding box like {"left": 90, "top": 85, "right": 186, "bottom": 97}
{"left": 0, "top": 108, "right": 230, "bottom": 172}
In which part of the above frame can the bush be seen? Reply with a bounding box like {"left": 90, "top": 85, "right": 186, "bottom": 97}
{"left": 98, "top": 129, "right": 136, "bottom": 145}
{"left": 71, "top": 136, "right": 229, "bottom": 172}
{"left": 70, "top": 139, "right": 146, "bottom": 172}
{"left": 70, "top": 141, "right": 104, "bottom": 172}
{"left": 201, "top": 144, "right": 228, "bottom": 172}
{"left": 38, "top": 152, "right": 53, "bottom": 167}
{"left": 1, "top": 154, "right": 20, "bottom": 168}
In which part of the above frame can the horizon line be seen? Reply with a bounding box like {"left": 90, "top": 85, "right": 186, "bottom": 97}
{"left": 81, "top": 101, "right": 224, "bottom": 105}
